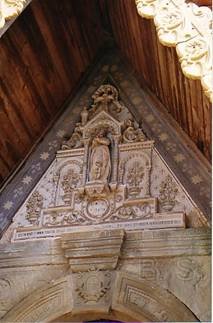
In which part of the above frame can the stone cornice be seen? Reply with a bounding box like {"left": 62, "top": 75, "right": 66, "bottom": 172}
{"left": 122, "top": 228, "right": 211, "bottom": 258}
{"left": 135, "top": 0, "right": 212, "bottom": 101}
{"left": 0, "top": 239, "right": 67, "bottom": 268}
{"left": 0, "top": 228, "right": 210, "bottom": 269}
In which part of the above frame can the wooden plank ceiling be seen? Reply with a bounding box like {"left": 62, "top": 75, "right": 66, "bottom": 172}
{"left": 0, "top": 0, "right": 211, "bottom": 188}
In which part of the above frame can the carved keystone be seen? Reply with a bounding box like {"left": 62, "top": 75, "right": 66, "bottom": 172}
{"left": 61, "top": 229, "right": 125, "bottom": 272}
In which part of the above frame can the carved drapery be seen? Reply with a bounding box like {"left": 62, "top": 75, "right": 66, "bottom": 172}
{"left": 135, "top": 0, "right": 212, "bottom": 101}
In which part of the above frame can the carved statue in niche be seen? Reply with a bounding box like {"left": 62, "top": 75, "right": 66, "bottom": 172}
{"left": 89, "top": 129, "right": 111, "bottom": 182}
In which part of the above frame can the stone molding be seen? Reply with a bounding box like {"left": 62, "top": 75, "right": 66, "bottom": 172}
{"left": 135, "top": 0, "right": 212, "bottom": 101}
{"left": 2, "top": 271, "right": 198, "bottom": 322}
{"left": 112, "top": 271, "right": 198, "bottom": 322}
{"left": 0, "top": 228, "right": 210, "bottom": 269}
{"left": 2, "top": 276, "right": 72, "bottom": 322}
{"left": 61, "top": 229, "right": 125, "bottom": 272}
{"left": 122, "top": 227, "right": 211, "bottom": 258}
{"left": 0, "top": 227, "right": 210, "bottom": 321}
{"left": 0, "top": 239, "right": 67, "bottom": 268}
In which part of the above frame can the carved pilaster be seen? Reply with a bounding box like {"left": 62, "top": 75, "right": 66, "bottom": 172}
{"left": 82, "top": 138, "right": 90, "bottom": 186}
{"left": 145, "top": 167, "right": 151, "bottom": 197}
{"left": 111, "top": 135, "right": 120, "bottom": 185}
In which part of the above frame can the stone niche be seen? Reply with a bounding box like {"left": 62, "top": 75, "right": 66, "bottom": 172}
{"left": 0, "top": 84, "right": 211, "bottom": 323}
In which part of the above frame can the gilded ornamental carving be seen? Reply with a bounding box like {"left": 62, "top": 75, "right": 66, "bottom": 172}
{"left": 135, "top": 0, "right": 212, "bottom": 101}
{"left": 0, "top": 0, "right": 26, "bottom": 29}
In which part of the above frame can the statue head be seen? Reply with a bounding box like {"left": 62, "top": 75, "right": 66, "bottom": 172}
{"left": 96, "top": 128, "right": 107, "bottom": 138}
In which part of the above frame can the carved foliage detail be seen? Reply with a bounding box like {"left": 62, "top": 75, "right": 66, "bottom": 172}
{"left": 62, "top": 169, "right": 81, "bottom": 195}
{"left": 26, "top": 191, "right": 43, "bottom": 225}
{"left": 159, "top": 175, "right": 178, "bottom": 211}
{"left": 126, "top": 161, "right": 144, "bottom": 196}
{"left": 135, "top": 0, "right": 212, "bottom": 101}
{"left": 0, "top": 0, "right": 26, "bottom": 29}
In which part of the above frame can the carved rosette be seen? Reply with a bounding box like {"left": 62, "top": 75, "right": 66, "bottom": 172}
{"left": 135, "top": 0, "right": 212, "bottom": 101}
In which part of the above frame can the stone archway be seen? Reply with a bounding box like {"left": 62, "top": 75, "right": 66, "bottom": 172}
{"left": 2, "top": 271, "right": 198, "bottom": 322}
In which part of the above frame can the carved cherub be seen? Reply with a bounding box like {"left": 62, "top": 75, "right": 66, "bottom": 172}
{"left": 61, "top": 124, "right": 83, "bottom": 149}
{"left": 122, "top": 117, "right": 145, "bottom": 143}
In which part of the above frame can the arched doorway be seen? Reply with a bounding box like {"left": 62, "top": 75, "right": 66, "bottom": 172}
{"left": 2, "top": 271, "right": 198, "bottom": 322}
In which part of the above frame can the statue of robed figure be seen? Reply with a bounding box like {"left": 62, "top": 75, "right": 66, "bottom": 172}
{"left": 89, "top": 129, "right": 111, "bottom": 182}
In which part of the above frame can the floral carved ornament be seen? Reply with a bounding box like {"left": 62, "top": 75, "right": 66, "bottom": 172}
{"left": 135, "top": 0, "right": 212, "bottom": 101}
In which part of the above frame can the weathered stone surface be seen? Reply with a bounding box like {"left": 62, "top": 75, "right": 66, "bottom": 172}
{"left": 122, "top": 228, "right": 211, "bottom": 258}
{"left": 120, "top": 255, "right": 211, "bottom": 322}
{"left": 61, "top": 229, "right": 124, "bottom": 272}
{"left": 0, "top": 227, "right": 210, "bottom": 322}
{"left": 0, "top": 67, "right": 210, "bottom": 322}
{"left": 112, "top": 271, "right": 198, "bottom": 322}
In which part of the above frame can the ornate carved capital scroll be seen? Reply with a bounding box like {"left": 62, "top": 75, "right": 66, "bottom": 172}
{"left": 61, "top": 229, "right": 125, "bottom": 272}
{"left": 0, "top": 0, "right": 27, "bottom": 29}
{"left": 135, "top": 0, "right": 212, "bottom": 101}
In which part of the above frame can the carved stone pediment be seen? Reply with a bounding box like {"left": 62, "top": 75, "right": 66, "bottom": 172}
{"left": 83, "top": 110, "right": 122, "bottom": 139}
{"left": 2, "top": 83, "right": 205, "bottom": 242}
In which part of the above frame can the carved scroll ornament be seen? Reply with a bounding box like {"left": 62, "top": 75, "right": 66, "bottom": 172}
{"left": 0, "top": 0, "right": 26, "bottom": 29}
{"left": 135, "top": 0, "right": 212, "bottom": 101}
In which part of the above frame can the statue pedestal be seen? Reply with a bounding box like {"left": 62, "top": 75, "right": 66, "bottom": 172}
{"left": 84, "top": 181, "right": 110, "bottom": 198}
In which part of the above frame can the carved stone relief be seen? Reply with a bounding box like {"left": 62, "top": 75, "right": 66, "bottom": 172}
{"left": 135, "top": 0, "right": 212, "bottom": 101}
{"left": 0, "top": 0, "right": 27, "bottom": 29}
{"left": 25, "top": 191, "right": 43, "bottom": 225}
{"left": 8, "top": 83, "right": 205, "bottom": 241}
{"left": 74, "top": 270, "right": 112, "bottom": 305}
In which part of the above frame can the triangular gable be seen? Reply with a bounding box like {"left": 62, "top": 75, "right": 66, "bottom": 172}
{"left": 0, "top": 54, "right": 210, "bottom": 242}
{"left": 1, "top": 82, "right": 208, "bottom": 243}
